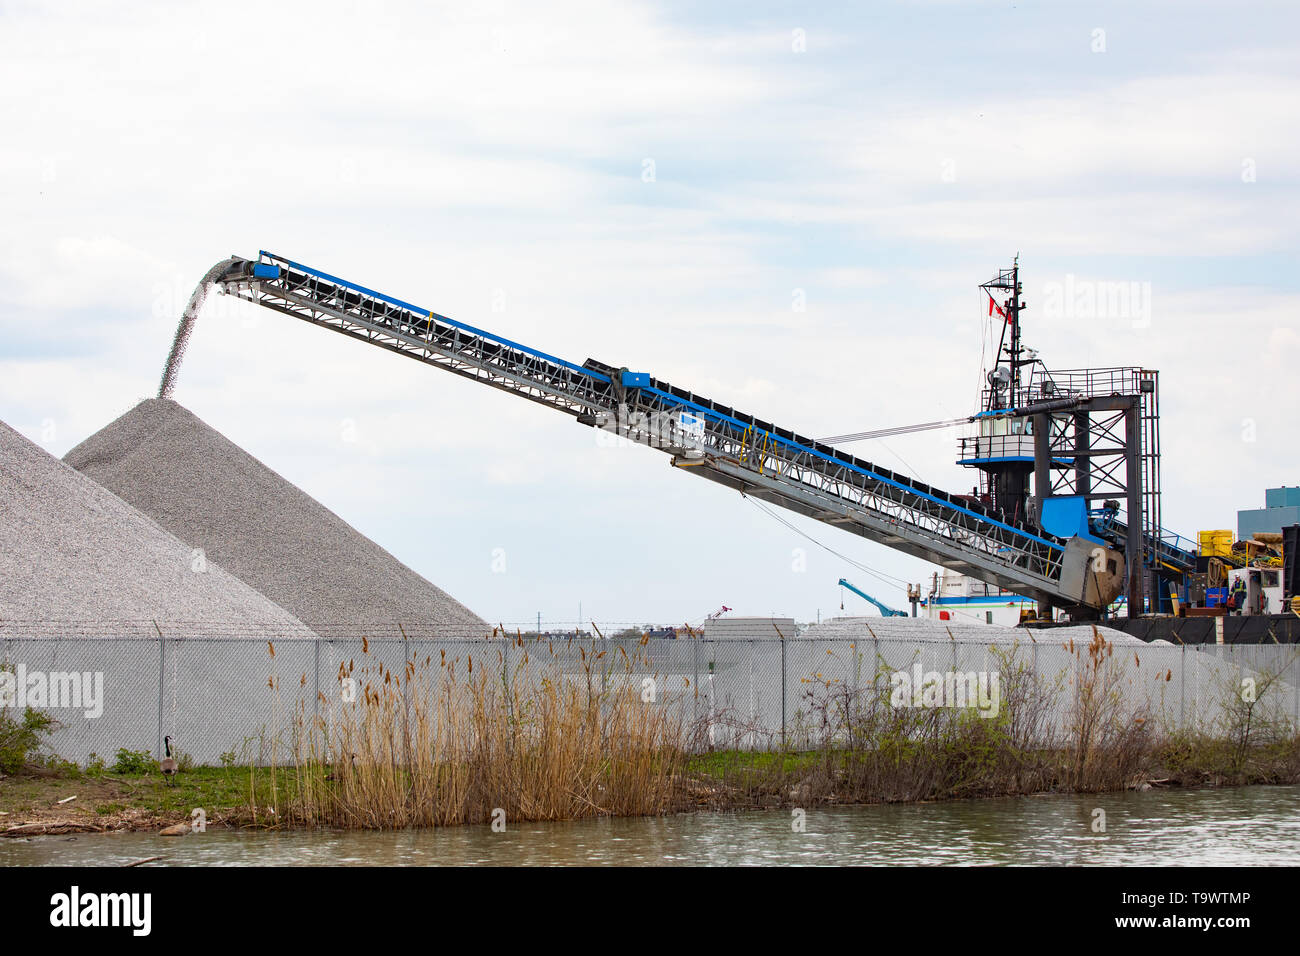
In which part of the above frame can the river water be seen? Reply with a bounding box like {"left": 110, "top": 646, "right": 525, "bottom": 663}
{"left": 3, "top": 785, "right": 1297, "bottom": 866}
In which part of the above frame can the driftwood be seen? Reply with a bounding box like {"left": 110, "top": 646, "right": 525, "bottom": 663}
{"left": 2, "top": 821, "right": 106, "bottom": 838}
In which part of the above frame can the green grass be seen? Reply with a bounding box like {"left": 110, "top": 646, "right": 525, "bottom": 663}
{"left": 688, "top": 749, "right": 824, "bottom": 777}
{"left": 5, "top": 736, "right": 1299, "bottom": 831}
{"left": 0, "top": 764, "right": 304, "bottom": 825}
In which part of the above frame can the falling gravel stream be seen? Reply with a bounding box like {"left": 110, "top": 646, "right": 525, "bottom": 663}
{"left": 158, "top": 258, "right": 238, "bottom": 400}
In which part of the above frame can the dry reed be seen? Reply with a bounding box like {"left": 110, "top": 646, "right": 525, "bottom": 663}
{"left": 280, "top": 635, "right": 688, "bottom": 828}
{"left": 252, "top": 628, "right": 1299, "bottom": 829}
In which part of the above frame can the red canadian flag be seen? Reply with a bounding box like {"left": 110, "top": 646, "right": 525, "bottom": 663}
{"left": 988, "top": 294, "right": 1007, "bottom": 321}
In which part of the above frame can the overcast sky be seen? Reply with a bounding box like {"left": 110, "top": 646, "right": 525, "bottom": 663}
{"left": 3, "top": 0, "right": 1297, "bottom": 629}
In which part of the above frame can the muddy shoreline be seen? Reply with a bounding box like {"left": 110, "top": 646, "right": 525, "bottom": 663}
{"left": 2, "top": 766, "right": 1285, "bottom": 838}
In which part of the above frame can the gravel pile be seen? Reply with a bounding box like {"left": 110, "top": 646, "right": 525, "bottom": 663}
{"left": 0, "top": 420, "right": 316, "bottom": 638}
{"left": 799, "top": 616, "right": 1145, "bottom": 645}
{"left": 64, "top": 399, "right": 486, "bottom": 636}
{"left": 703, "top": 617, "right": 798, "bottom": 640}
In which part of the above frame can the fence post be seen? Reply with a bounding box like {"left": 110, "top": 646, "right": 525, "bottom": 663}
{"left": 503, "top": 628, "right": 512, "bottom": 722}
{"left": 851, "top": 636, "right": 859, "bottom": 724}
{"left": 154, "top": 621, "right": 165, "bottom": 758}
{"left": 327, "top": 640, "right": 336, "bottom": 742}
{"left": 780, "top": 632, "right": 787, "bottom": 750}
{"left": 748, "top": 640, "right": 756, "bottom": 748}
{"left": 313, "top": 638, "right": 321, "bottom": 721}
{"left": 1179, "top": 644, "right": 1186, "bottom": 730}
{"left": 692, "top": 633, "right": 700, "bottom": 729}
{"left": 399, "top": 625, "right": 413, "bottom": 769}
{"left": 874, "top": 629, "right": 880, "bottom": 700}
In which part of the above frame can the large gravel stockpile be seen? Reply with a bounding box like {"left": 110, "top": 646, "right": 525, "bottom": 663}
{"left": 64, "top": 399, "right": 486, "bottom": 636}
{"left": 0, "top": 420, "right": 315, "bottom": 638}
{"left": 799, "top": 616, "right": 1146, "bottom": 645}
{"left": 703, "top": 616, "right": 798, "bottom": 639}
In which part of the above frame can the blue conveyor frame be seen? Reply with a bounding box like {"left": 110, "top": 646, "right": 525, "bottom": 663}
{"left": 213, "top": 251, "right": 1134, "bottom": 610}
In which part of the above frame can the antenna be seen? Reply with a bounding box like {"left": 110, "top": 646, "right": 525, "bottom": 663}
{"left": 979, "top": 259, "right": 1025, "bottom": 411}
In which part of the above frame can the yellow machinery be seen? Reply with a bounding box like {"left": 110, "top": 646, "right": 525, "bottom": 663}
{"left": 1198, "top": 529, "right": 1234, "bottom": 558}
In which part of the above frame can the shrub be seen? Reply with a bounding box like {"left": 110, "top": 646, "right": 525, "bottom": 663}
{"left": 0, "top": 707, "right": 59, "bottom": 774}
{"left": 110, "top": 747, "right": 156, "bottom": 775}
{"left": 38, "top": 755, "right": 82, "bottom": 776}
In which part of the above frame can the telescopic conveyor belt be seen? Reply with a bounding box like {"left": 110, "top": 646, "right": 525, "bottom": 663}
{"left": 215, "top": 252, "right": 1143, "bottom": 611}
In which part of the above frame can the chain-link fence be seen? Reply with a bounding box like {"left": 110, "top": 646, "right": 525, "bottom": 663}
{"left": 3, "top": 628, "right": 1299, "bottom": 765}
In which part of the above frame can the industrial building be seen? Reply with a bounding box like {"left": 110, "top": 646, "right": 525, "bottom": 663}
{"left": 1238, "top": 486, "right": 1300, "bottom": 540}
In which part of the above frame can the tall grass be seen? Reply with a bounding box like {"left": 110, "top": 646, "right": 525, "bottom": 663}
{"left": 692, "top": 627, "right": 1299, "bottom": 807}
{"left": 1060, "top": 629, "right": 1156, "bottom": 792}
{"left": 253, "top": 628, "right": 1300, "bottom": 829}
{"left": 1158, "top": 644, "right": 1300, "bottom": 785}
{"left": 281, "top": 634, "right": 689, "bottom": 828}
{"left": 693, "top": 639, "right": 1069, "bottom": 805}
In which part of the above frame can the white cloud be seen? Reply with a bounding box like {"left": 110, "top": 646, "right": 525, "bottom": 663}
{"left": 2, "top": 0, "right": 1297, "bottom": 622}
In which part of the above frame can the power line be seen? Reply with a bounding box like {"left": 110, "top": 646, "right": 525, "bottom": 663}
{"left": 742, "top": 493, "right": 912, "bottom": 592}
{"left": 818, "top": 415, "right": 970, "bottom": 445}
{"left": 877, "top": 438, "right": 926, "bottom": 486}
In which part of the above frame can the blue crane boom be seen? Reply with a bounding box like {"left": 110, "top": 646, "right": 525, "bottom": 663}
{"left": 209, "top": 252, "right": 1136, "bottom": 614}
{"left": 837, "top": 579, "right": 909, "bottom": 617}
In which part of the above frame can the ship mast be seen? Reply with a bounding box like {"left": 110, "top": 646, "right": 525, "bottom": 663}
{"left": 980, "top": 256, "right": 1025, "bottom": 411}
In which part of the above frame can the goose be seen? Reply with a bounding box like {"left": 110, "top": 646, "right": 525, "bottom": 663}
{"left": 324, "top": 753, "right": 358, "bottom": 782}
{"left": 160, "top": 736, "right": 178, "bottom": 785}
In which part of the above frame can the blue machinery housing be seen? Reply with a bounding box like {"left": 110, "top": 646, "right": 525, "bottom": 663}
{"left": 215, "top": 252, "right": 1185, "bottom": 613}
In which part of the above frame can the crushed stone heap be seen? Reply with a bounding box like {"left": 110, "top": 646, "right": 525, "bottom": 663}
{"left": 63, "top": 399, "right": 485, "bottom": 636}
{"left": 0, "top": 419, "right": 315, "bottom": 638}
{"left": 800, "top": 616, "right": 1147, "bottom": 644}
